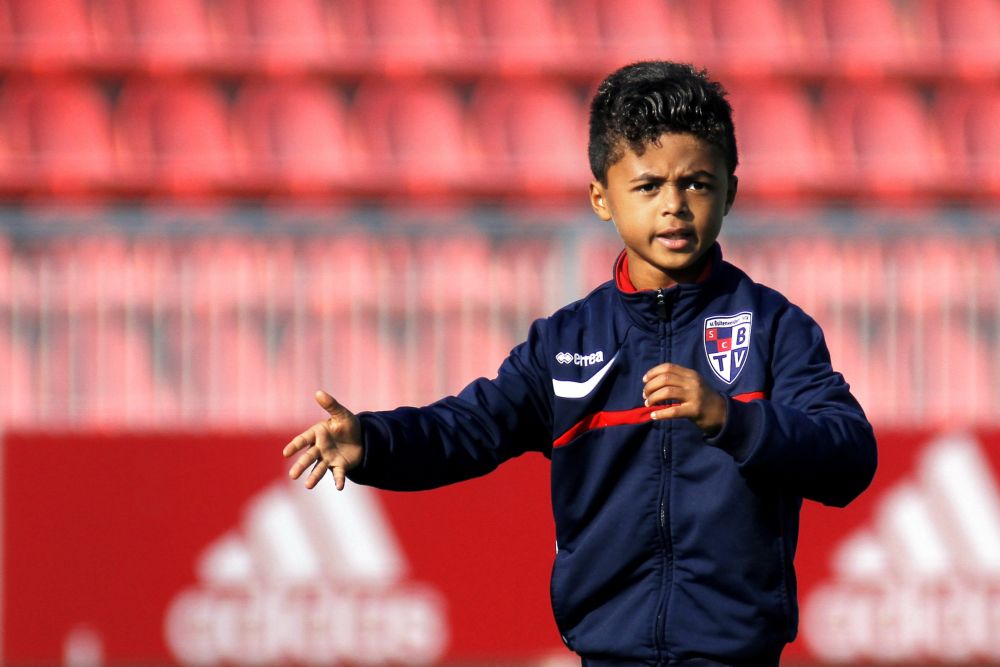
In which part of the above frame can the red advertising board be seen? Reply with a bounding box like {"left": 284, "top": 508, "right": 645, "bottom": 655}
{"left": 4, "top": 428, "right": 1000, "bottom": 665}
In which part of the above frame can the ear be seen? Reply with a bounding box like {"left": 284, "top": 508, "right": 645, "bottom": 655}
{"left": 589, "top": 181, "right": 612, "bottom": 221}
{"left": 723, "top": 175, "right": 738, "bottom": 215}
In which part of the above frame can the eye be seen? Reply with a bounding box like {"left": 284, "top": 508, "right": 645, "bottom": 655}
{"left": 635, "top": 182, "right": 660, "bottom": 193}
{"left": 685, "top": 180, "right": 711, "bottom": 192}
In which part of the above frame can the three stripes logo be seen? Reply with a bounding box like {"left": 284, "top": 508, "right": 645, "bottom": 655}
{"left": 803, "top": 433, "right": 1000, "bottom": 663}
{"left": 165, "top": 481, "right": 448, "bottom": 666}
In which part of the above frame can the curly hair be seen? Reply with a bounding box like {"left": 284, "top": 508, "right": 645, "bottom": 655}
{"left": 588, "top": 61, "right": 738, "bottom": 185}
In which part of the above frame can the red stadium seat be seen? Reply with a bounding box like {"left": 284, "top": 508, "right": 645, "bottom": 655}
{"left": 91, "top": 0, "right": 214, "bottom": 70}
{"left": 414, "top": 235, "right": 494, "bottom": 312}
{"left": 362, "top": 0, "right": 454, "bottom": 71}
{"left": 215, "top": 0, "right": 342, "bottom": 71}
{"left": 76, "top": 316, "right": 163, "bottom": 426}
{"left": 820, "top": 85, "right": 944, "bottom": 199}
{"left": 0, "top": 78, "right": 116, "bottom": 194}
{"left": 451, "top": 0, "right": 572, "bottom": 72}
{"left": 893, "top": 236, "right": 990, "bottom": 316}
{"left": 726, "top": 84, "right": 827, "bottom": 199}
{"left": 114, "top": 79, "right": 236, "bottom": 196}
{"left": 0, "top": 0, "right": 95, "bottom": 69}
{"left": 350, "top": 80, "right": 472, "bottom": 196}
{"left": 799, "top": 0, "right": 913, "bottom": 74}
{"left": 686, "top": 0, "right": 797, "bottom": 73}
{"left": 234, "top": 79, "right": 354, "bottom": 195}
{"left": 935, "top": 87, "right": 1000, "bottom": 197}
{"left": 918, "top": 0, "right": 1000, "bottom": 76}
{"left": 469, "top": 81, "right": 588, "bottom": 199}
{"left": 180, "top": 314, "right": 272, "bottom": 423}
{"left": 0, "top": 329, "right": 33, "bottom": 424}
{"left": 274, "top": 314, "right": 408, "bottom": 414}
{"left": 300, "top": 234, "right": 382, "bottom": 313}
{"left": 570, "top": 0, "right": 691, "bottom": 66}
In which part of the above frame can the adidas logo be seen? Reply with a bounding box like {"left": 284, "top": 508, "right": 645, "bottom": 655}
{"left": 803, "top": 432, "right": 1000, "bottom": 663}
{"left": 164, "top": 480, "right": 448, "bottom": 665}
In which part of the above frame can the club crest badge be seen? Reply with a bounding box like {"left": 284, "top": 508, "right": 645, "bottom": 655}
{"left": 704, "top": 312, "right": 753, "bottom": 384}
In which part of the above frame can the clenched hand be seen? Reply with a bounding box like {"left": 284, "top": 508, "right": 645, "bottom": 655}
{"left": 642, "top": 363, "right": 727, "bottom": 435}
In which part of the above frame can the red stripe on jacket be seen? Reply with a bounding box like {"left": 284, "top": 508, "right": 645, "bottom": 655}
{"left": 553, "top": 391, "right": 766, "bottom": 448}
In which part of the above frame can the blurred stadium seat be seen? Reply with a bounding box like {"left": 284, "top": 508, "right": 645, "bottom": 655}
{"left": 727, "top": 84, "right": 828, "bottom": 199}
{"left": 363, "top": 0, "right": 455, "bottom": 72}
{"left": 686, "top": 0, "right": 797, "bottom": 73}
{"left": 451, "top": 0, "right": 572, "bottom": 72}
{"left": 570, "top": 0, "right": 690, "bottom": 67}
{"left": 820, "top": 84, "right": 945, "bottom": 199}
{"left": 799, "top": 0, "right": 914, "bottom": 74}
{"left": 91, "top": 0, "right": 215, "bottom": 70}
{"left": 350, "top": 80, "right": 472, "bottom": 196}
{"left": 0, "top": 0, "right": 95, "bottom": 70}
{"left": 74, "top": 315, "right": 162, "bottom": 426}
{"left": 114, "top": 78, "right": 236, "bottom": 196}
{"left": 234, "top": 78, "right": 354, "bottom": 196}
{"left": 215, "top": 0, "right": 341, "bottom": 72}
{"left": 0, "top": 77, "right": 116, "bottom": 195}
{"left": 469, "top": 80, "right": 588, "bottom": 198}
{"left": 0, "top": 327, "right": 33, "bottom": 424}
{"left": 935, "top": 86, "right": 1000, "bottom": 197}
{"left": 414, "top": 235, "right": 495, "bottom": 312}
{"left": 918, "top": 0, "right": 1000, "bottom": 77}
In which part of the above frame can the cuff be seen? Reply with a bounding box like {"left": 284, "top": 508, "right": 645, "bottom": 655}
{"left": 705, "top": 396, "right": 765, "bottom": 464}
{"left": 346, "top": 412, "right": 388, "bottom": 485}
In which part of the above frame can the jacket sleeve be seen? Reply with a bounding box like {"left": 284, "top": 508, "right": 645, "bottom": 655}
{"left": 346, "top": 320, "right": 554, "bottom": 491}
{"left": 706, "top": 302, "right": 877, "bottom": 507}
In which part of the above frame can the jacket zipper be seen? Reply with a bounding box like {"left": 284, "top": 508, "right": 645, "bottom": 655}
{"left": 654, "top": 288, "right": 671, "bottom": 661}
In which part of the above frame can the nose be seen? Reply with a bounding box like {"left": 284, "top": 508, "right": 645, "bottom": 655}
{"left": 660, "top": 184, "right": 686, "bottom": 216}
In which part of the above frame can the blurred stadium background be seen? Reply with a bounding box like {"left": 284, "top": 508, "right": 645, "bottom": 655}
{"left": 2, "top": 0, "right": 1000, "bottom": 665}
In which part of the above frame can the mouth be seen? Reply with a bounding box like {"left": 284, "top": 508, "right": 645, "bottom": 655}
{"left": 655, "top": 228, "right": 695, "bottom": 251}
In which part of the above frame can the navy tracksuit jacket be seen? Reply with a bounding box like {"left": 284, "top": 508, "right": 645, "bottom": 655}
{"left": 349, "top": 243, "right": 877, "bottom": 666}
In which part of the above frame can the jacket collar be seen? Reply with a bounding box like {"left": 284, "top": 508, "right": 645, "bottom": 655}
{"left": 613, "top": 243, "right": 726, "bottom": 332}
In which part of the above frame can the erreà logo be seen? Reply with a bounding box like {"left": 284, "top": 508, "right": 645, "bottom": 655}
{"left": 803, "top": 433, "right": 1000, "bottom": 663}
{"left": 556, "top": 351, "right": 604, "bottom": 367}
{"left": 164, "top": 481, "right": 448, "bottom": 666}
{"left": 704, "top": 312, "right": 752, "bottom": 384}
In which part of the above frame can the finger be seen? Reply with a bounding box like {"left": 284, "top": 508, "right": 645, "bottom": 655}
{"left": 642, "top": 363, "right": 695, "bottom": 383}
{"left": 651, "top": 404, "right": 691, "bottom": 421}
{"left": 305, "top": 459, "right": 328, "bottom": 489}
{"left": 644, "top": 386, "right": 687, "bottom": 407}
{"left": 315, "top": 390, "right": 349, "bottom": 418}
{"left": 332, "top": 465, "right": 346, "bottom": 491}
{"left": 289, "top": 446, "right": 320, "bottom": 480}
{"left": 283, "top": 429, "right": 317, "bottom": 458}
{"left": 642, "top": 372, "right": 691, "bottom": 400}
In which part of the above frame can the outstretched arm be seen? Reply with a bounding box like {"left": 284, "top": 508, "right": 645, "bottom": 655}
{"left": 283, "top": 320, "right": 553, "bottom": 492}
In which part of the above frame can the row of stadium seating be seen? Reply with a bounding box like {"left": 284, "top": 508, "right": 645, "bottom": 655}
{"left": 1, "top": 0, "right": 997, "bottom": 79}
{"left": 3, "top": 233, "right": 998, "bottom": 316}
{"left": 2, "top": 303, "right": 994, "bottom": 428}
{"left": 2, "top": 232, "right": 998, "bottom": 427}
{"left": 2, "top": 77, "right": 998, "bottom": 202}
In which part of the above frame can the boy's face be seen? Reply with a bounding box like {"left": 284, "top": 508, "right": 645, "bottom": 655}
{"left": 589, "top": 132, "right": 737, "bottom": 291}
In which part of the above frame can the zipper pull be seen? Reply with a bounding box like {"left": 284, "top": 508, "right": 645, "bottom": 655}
{"left": 656, "top": 289, "right": 668, "bottom": 320}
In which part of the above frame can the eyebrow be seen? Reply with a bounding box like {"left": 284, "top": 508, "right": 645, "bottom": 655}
{"left": 629, "top": 170, "right": 718, "bottom": 183}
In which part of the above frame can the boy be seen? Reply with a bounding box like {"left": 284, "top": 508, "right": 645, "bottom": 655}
{"left": 283, "top": 61, "right": 877, "bottom": 666}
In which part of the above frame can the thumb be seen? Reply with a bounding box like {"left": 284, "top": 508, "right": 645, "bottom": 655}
{"left": 314, "top": 390, "right": 350, "bottom": 417}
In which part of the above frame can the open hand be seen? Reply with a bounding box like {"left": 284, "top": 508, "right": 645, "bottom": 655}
{"left": 642, "top": 363, "right": 727, "bottom": 435}
{"left": 283, "top": 390, "right": 363, "bottom": 490}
